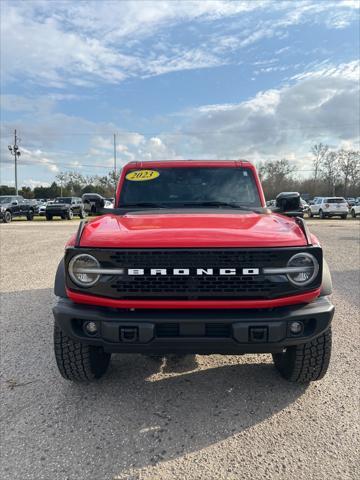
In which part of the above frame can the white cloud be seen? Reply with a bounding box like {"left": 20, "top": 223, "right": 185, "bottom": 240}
{"left": 177, "top": 60, "right": 360, "bottom": 168}
{"left": 1, "top": 0, "right": 358, "bottom": 87}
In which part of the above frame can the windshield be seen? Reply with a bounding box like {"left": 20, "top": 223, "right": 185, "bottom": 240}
{"left": 119, "top": 167, "right": 261, "bottom": 209}
{"left": 0, "top": 197, "right": 13, "bottom": 204}
{"left": 54, "top": 197, "right": 72, "bottom": 204}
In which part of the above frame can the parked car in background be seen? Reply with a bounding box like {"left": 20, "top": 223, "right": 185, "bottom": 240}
{"left": 309, "top": 197, "right": 348, "bottom": 219}
{"left": 38, "top": 201, "right": 52, "bottom": 216}
{"left": 300, "top": 198, "right": 310, "bottom": 216}
{"left": 0, "top": 195, "right": 35, "bottom": 223}
{"left": 350, "top": 201, "right": 360, "bottom": 218}
{"left": 82, "top": 193, "right": 106, "bottom": 215}
{"left": 46, "top": 197, "right": 86, "bottom": 220}
{"left": 346, "top": 197, "right": 356, "bottom": 207}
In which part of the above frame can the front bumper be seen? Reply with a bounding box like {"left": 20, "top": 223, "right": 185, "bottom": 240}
{"left": 53, "top": 296, "right": 334, "bottom": 354}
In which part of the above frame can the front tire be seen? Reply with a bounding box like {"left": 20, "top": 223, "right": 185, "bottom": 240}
{"left": 26, "top": 210, "right": 34, "bottom": 221}
{"left": 3, "top": 211, "right": 12, "bottom": 223}
{"left": 66, "top": 210, "right": 74, "bottom": 220}
{"left": 319, "top": 209, "right": 325, "bottom": 219}
{"left": 46, "top": 214, "right": 53, "bottom": 221}
{"left": 341, "top": 214, "right": 347, "bottom": 219}
{"left": 351, "top": 209, "right": 356, "bottom": 218}
{"left": 79, "top": 209, "right": 86, "bottom": 219}
{"left": 273, "top": 327, "right": 331, "bottom": 383}
{"left": 54, "top": 323, "right": 111, "bottom": 382}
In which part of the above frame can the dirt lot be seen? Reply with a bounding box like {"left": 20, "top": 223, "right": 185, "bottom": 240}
{"left": 0, "top": 218, "right": 359, "bottom": 480}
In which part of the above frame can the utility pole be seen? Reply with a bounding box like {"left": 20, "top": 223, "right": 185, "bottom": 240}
{"left": 113, "top": 133, "right": 117, "bottom": 197}
{"left": 8, "top": 129, "right": 21, "bottom": 195}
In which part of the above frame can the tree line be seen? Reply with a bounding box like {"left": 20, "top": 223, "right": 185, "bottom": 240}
{"left": 257, "top": 144, "right": 359, "bottom": 199}
{"left": 0, "top": 144, "right": 359, "bottom": 200}
{"left": 0, "top": 171, "right": 119, "bottom": 199}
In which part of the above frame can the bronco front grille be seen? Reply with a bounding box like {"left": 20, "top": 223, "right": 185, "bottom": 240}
{"left": 65, "top": 247, "right": 322, "bottom": 300}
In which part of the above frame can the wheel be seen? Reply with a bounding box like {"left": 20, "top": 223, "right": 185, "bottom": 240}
{"left": 351, "top": 209, "right": 356, "bottom": 218}
{"left": 309, "top": 211, "right": 313, "bottom": 218}
{"left": 26, "top": 210, "right": 34, "bottom": 221}
{"left": 79, "top": 209, "right": 86, "bottom": 219}
{"left": 319, "top": 209, "right": 325, "bottom": 219}
{"left": 341, "top": 214, "right": 347, "bottom": 219}
{"left": 273, "top": 327, "right": 332, "bottom": 383}
{"left": 54, "top": 323, "right": 111, "bottom": 382}
{"left": 66, "top": 210, "right": 74, "bottom": 220}
{"left": 46, "top": 214, "right": 53, "bottom": 221}
{"left": 3, "top": 211, "right": 12, "bottom": 223}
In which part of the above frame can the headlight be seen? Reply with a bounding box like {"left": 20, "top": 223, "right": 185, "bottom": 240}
{"left": 68, "top": 254, "right": 100, "bottom": 287}
{"left": 286, "top": 253, "right": 319, "bottom": 286}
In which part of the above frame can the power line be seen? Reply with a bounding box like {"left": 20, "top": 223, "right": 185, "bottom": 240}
{"left": 7, "top": 158, "right": 318, "bottom": 173}
{"left": 0, "top": 123, "right": 358, "bottom": 138}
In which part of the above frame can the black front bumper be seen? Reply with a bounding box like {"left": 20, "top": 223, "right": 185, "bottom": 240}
{"left": 53, "top": 296, "right": 334, "bottom": 354}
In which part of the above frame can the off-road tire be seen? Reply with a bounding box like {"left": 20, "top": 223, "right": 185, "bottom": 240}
{"left": 319, "top": 209, "right": 325, "bottom": 219}
{"left": 3, "top": 211, "right": 12, "bottom": 223}
{"left": 66, "top": 210, "right": 74, "bottom": 220}
{"left": 272, "top": 327, "right": 332, "bottom": 383}
{"left": 46, "top": 214, "right": 53, "bottom": 221}
{"left": 79, "top": 209, "right": 86, "bottom": 219}
{"left": 54, "top": 323, "right": 111, "bottom": 382}
{"left": 26, "top": 210, "right": 34, "bottom": 221}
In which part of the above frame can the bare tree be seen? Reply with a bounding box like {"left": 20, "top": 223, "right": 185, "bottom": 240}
{"left": 338, "top": 150, "right": 360, "bottom": 196}
{"left": 261, "top": 159, "right": 295, "bottom": 198}
{"left": 319, "top": 151, "right": 341, "bottom": 196}
{"left": 311, "top": 143, "right": 329, "bottom": 182}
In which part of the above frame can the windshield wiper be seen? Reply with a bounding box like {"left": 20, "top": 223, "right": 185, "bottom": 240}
{"left": 172, "top": 201, "right": 254, "bottom": 210}
{"left": 120, "top": 202, "right": 168, "bottom": 208}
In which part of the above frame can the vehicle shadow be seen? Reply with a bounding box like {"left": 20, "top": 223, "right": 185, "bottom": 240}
{"left": 1, "top": 288, "right": 307, "bottom": 480}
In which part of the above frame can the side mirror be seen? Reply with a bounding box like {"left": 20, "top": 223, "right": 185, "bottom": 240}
{"left": 12, "top": 200, "right": 18, "bottom": 206}
{"left": 273, "top": 192, "right": 302, "bottom": 217}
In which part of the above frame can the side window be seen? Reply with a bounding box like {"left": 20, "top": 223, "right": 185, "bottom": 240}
{"left": 317, "top": 198, "right": 322, "bottom": 204}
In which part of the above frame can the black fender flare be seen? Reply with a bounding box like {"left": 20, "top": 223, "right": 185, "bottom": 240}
{"left": 54, "top": 258, "right": 67, "bottom": 298}
{"left": 320, "top": 259, "right": 332, "bottom": 297}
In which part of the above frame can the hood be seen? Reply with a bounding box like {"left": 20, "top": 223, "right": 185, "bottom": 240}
{"left": 79, "top": 211, "right": 307, "bottom": 248}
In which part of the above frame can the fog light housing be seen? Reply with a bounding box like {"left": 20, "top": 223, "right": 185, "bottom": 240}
{"left": 289, "top": 321, "right": 303, "bottom": 335}
{"left": 84, "top": 321, "right": 98, "bottom": 335}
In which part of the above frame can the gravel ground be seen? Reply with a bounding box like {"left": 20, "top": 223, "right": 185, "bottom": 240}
{"left": 0, "top": 218, "right": 359, "bottom": 480}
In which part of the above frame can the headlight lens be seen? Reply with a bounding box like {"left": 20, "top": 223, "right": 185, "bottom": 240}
{"left": 68, "top": 254, "right": 100, "bottom": 287}
{"left": 286, "top": 253, "right": 319, "bottom": 286}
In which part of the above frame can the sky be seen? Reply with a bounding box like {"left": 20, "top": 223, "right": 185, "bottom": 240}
{"left": 0, "top": 0, "right": 359, "bottom": 188}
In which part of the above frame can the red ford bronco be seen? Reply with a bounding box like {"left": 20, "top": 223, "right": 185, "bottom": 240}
{"left": 53, "top": 160, "right": 334, "bottom": 383}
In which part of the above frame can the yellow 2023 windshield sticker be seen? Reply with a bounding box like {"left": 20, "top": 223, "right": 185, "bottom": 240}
{"left": 126, "top": 170, "right": 160, "bottom": 181}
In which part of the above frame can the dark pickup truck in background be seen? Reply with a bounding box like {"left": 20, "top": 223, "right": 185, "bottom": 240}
{"left": 0, "top": 195, "right": 35, "bottom": 223}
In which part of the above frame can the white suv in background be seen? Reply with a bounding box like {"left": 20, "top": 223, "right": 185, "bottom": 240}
{"left": 350, "top": 201, "right": 360, "bottom": 218}
{"left": 309, "top": 197, "right": 348, "bottom": 219}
